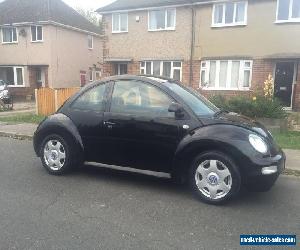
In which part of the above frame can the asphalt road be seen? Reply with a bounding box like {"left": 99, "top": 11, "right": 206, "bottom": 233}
{"left": 0, "top": 137, "right": 299, "bottom": 250}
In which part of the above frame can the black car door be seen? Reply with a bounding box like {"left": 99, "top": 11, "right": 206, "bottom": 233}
{"left": 65, "top": 82, "right": 110, "bottom": 162}
{"left": 102, "top": 79, "right": 182, "bottom": 173}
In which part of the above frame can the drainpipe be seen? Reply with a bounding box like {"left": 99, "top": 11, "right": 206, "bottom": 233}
{"left": 189, "top": 6, "right": 195, "bottom": 87}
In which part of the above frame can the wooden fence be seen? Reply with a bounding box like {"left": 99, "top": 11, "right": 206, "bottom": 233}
{"left": 35, "top": 87, "right": 80, "bottom": 116}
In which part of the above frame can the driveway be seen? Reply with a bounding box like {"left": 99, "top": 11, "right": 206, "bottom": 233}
{"left": 0, "top": 137, "right": 299, "bottom": 249}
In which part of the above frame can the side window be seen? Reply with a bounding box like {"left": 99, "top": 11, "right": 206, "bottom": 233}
{"left": 72, "top": 84, "right": 106, "bottom": 112}
{"left": 110, "top": 80, "right": 173, "bottom": 117}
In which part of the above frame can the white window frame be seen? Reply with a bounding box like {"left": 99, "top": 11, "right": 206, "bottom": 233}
{"left": 140, "top": 61, "right": 182, "bottom": 80}
{"left": 200, "top": 60, "right": 252, "bottom": 90}
{"left": 14, "top": 67, "right": 25, "bottom": 87}
{"left": 95, "top": 70, "right": 101, "bottom": 80}
{"left": 148, "top": 8, "right": 176, "bottom": 31}
{"left": 112, "top": 13, "right": 128, "bottom": 33}
{"left": 1, "top": 27, "right": 18, "bottom": 44}
{"left": 88, "top": 35, "right": 93, "bottom": 49}
{"left": 89, "top": 69, "right": 94, "bottom": 82}
{"left": 276, "top": 0, "right": 300, "bottom": 23}
{"left": 212, "top": 1, "right": 248, "bottom": 27}
{"left": 31, "top": 25, "right": 43, "bottom": 42}
{"left": 0, "top": 66, "right": 25, "bottom": 87}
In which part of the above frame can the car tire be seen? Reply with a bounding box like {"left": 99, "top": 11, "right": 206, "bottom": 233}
{"left": 189, "top": 151, "right": 241, "bottom": 205}
{"left": 40, "top": 134, "right": 79, "bottom": 175}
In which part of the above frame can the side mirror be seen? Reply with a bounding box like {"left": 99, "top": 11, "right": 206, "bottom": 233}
{"left": 168, "top": 103, "right": 185, "bottom": 118}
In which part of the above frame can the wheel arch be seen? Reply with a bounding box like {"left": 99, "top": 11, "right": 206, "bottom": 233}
{"left": 33, "top": 113, "right": 84, "bottom": 158}
{"left": 171, "top": 139, "right": 249, "bottom": 184}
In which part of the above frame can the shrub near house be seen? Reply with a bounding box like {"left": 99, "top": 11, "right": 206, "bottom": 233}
{"left": 209, "top": 75, "right": 287, "bottom": 119}
{"left": 210, "top": 95, "right": 286, "bottom": 119}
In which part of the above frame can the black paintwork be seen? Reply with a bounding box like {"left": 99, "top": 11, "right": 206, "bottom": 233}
{"left": 33, "top": 75, "right": 285, "bottom": 184}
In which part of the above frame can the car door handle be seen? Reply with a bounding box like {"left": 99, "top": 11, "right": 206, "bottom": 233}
{"left": 103, "top": 121, "right": 116, "bottom": 128}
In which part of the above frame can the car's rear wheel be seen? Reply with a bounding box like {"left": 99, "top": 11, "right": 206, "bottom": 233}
{"left": 40, "top": 134, "right": 77, "bottom": 175}
{"left": 189, "top": 151, "right": 241, "bottom": 205}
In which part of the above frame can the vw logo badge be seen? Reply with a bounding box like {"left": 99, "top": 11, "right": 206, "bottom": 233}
{"left": 208, "top": 174, "right": 219, "bottom": 185}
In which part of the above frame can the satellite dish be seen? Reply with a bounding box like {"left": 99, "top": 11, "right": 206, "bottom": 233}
{"left": 19, "top": 29, "right": 27, "bottom": 37}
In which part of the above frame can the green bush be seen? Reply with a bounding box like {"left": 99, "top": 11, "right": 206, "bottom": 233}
{"left": 209, "top": 94, "right": 287, "bottom": 119}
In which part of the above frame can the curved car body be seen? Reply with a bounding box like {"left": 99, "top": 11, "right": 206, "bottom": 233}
{"left": 33, "top": 75, "right": 285, "bottom": 204}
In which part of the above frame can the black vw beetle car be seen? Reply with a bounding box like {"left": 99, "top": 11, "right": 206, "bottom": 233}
{"left": 33, "top": 75, "right": 285, "bottom": 204}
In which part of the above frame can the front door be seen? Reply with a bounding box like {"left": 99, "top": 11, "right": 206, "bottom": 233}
{"left": 66, "top": 82, "right": 109, "bottom": 162}
{"left": 115, "top": 63, "right": 128, "bottom": 75}
{"left": 274, "top": 62, "right": 294, "bottom": 108}
{"left": 102, "top": 79, "right": 180, "bottom": 173}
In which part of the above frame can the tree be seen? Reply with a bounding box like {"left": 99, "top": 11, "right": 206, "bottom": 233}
{"left": 76, "top": 7, "right": 102, "bottom": 27}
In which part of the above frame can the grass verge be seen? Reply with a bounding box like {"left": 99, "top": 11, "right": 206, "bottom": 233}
{"left": 271, "top": 130, "right": 300, "bottom": 150}
{"left": 0, "top": 113, "right": 45, "bottom": 124}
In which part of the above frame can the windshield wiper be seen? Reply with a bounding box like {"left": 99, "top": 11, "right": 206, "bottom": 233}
{"left": 214, "top": 109, "right": 229, "bottom": 117}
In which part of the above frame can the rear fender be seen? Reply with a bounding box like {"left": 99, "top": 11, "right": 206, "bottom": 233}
{"left": 33, "top": 113, "right": 83, "bottom": 156}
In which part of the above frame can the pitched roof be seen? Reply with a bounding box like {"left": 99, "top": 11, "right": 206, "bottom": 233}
{"left": 0, "top": 0, "right": 101, "bottom": 34}
{"left": 97, "top": 0, "right": 212, "bottom": 13}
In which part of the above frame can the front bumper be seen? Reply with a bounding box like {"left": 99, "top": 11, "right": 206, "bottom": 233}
{"left": 243, "top": 150, "right": 286, "bottom": 191}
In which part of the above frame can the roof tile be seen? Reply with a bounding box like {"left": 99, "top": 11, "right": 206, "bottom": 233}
{"left": 0, "top": 0, "right": 101, "bottom": 34}
{"left": 97, "top": 0, "right": 212, "bottom": 13}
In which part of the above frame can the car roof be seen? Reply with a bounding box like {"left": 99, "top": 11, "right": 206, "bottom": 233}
{"left": 100, "top": 74, "right": 179, "bottom": 85}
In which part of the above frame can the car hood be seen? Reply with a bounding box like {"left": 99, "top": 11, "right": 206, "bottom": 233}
{"left": 200, "top": 112, "right": 272, "bottom": 139}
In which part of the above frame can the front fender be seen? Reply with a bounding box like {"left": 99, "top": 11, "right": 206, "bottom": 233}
{"left": 171, "top": 124, "right": 255, "bottom": 182}
{"left": 33, "top": 113, "right": 83, "bottom": 156}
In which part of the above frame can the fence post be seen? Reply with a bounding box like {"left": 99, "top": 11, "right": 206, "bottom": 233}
{"left": 54, "top": 89, "right": 58, "bottom": 111}
{"left": 35, "top": 89, "right": 38, "bottom": 115}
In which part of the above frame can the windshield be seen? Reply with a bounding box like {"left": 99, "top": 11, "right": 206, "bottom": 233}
{"left": 0, "top": 80, "right": 6, "bottom": 86}
{"left": 164, "top": 81, "right": 218, "bottom": 116}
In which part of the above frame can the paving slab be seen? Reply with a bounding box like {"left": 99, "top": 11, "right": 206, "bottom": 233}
{"left": 283, "top": 149, "right": 300, "bottom": 171}
{"left": 0, "top": 123, "right": 37, "bottom": 138}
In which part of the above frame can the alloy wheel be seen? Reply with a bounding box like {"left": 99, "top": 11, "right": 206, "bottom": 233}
{"left": 195, "top": 159, "right": 232, "bottom": 200}
{"left": 43, "top": 140, "right": 66, "bottom": 171}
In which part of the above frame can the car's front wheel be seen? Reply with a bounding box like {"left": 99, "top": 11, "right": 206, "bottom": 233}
{"left": 40, "top": 134, "right": 77, "bottom": 175}
{"left": 189, "top": 151, "right": 241, "bottom": 205}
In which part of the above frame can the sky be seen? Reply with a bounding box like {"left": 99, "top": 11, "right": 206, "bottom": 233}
{"left": 0, "top": 0, "right": 115, "bottom": 11}
{"left": 63, "top": 0, "right": 116, "bottom": 11}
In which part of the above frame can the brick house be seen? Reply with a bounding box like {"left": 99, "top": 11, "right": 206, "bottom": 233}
{"left": 0, "top": 0, "right": 102, "bottom": 99}
{"left": 97, "top": 0, "right": 300, "bottom": 111}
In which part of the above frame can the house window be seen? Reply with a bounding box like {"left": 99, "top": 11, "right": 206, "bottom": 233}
{"left": 1, "top": 27, "right": 17, "bottom": 43}
{"left": 112, "top": 13, "right": 128, "bottom": 33}
{"left": 88, "top": 35, "right": 93, "bottom": 49}
{"left": 89, "top": 70, "right": 93, "bottom": 81}
{"left": 277, "top": 0, "right": 300, "bottom": 22}
{"left": 212, "top": 1, "right": 247, "bottom": 27}
{"left": 31, "top": 26, "right": 43, "bottom": 42}
{"left": 140, "top": 61, "right": 182, "bottom": 80}
{"left": 0, "top": 67, "right": 24, "bottom": 86}
{"left": 95, "top": 71, "right": 101, "bottom": 80}
{"left": 148, "top": 9, "right": 176, "bottom": 31}
{"left": 36, "top": 68, "right": 42, "bottom": 83}
{"left": 200, "top": 60, "right": 252, "bottom": 90}
{"left": 115, "top": 64, "right": 128, "bottom": 75}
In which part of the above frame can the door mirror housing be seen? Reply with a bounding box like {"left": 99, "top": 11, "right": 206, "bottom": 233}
{"left": 168, "top": 103, "right": 185, "bottom": 118}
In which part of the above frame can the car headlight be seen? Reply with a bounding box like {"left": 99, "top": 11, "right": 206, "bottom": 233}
{"left": 249, "top": 134, "right": 268, "bottom": 154}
